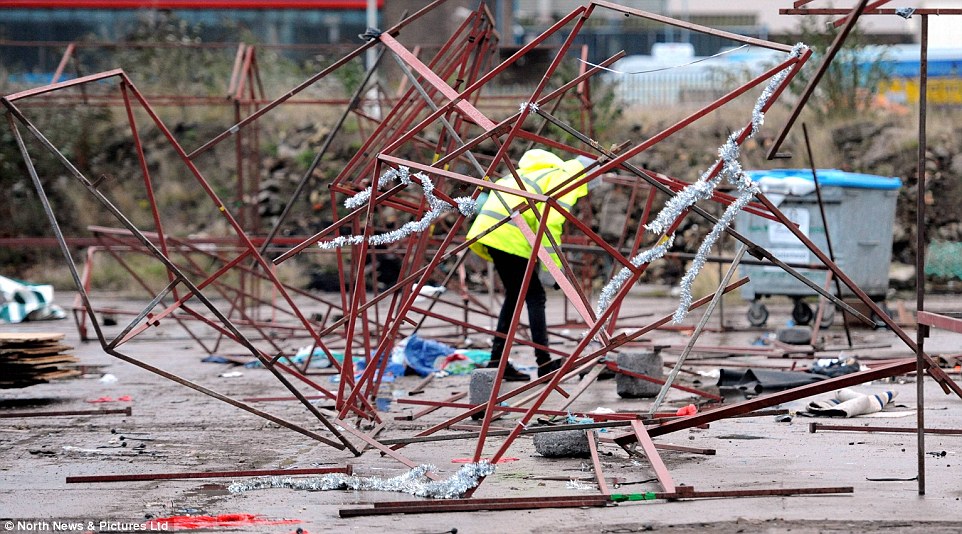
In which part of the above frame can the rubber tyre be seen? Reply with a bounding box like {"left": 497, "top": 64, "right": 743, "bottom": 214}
{"left": 747, "top": 301, "right": 769, "bottom": 327}
{"left": 792, "top": 299, "right": 814, "bottom": 326}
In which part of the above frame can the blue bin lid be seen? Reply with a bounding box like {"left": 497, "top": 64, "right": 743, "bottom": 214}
{"left": 745, "top": 169, "right": 901, "bottom": 190}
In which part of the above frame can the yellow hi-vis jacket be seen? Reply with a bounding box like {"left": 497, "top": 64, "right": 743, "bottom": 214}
{"left": 466, "top": 149, "right": 589, "bottom": 269}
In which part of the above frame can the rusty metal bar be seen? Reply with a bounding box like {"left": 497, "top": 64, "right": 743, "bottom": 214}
{"left": 340, "top": 486, "right": 853, "bottom": 517}
{"left": 915, "top": 14, "right": 930, "bottom": 496}
{"left": 655, "top": 486, "right": 854, "bottom": 500}
{"left": 591, "top": 1, "right": 794, "bottom": 52}
{"left": 376, "top": 420, "right": 635, "bottom": 446}
{"left": 809, "top": 423, "right": 962, "bottom": 436}
{"left": 651, "top": 443, "right": 716, "bottom": 455}
{"left": 917, "top": 311, "right": 962, "bottom": 333}
{"left": 630, "top": 420, "right": 675, "bottom": 493}
{"left": 242, "top": 395, "right": 330, "bottom": 403}
{"left": 606, "top": 362, "right": 723, "bottom": 402}
{"left": 50, "top": 42, "right": 76, "bottom": 84}
{"left": 473, "top": 210, "right": 553, "bottom": 461}
{"left": 394, "top": 391, "right": 467, "bottom": 421}
{"left": 3, "top": 69, "right": 124, "bottom": 101}
{"left": 802, "top": 123, "right": 853, "bottom": 346}
{"left": 781, "top": 8, "right": 962, "bottom": 15}
{"left": 340, "top": 496, "right": 609, "bottom": 517}
{"left": 395, "top": 398, "right": 639, "bottom": 421}
{"left": 0, "top": 407, "right": 132, "bottom": 419}
{"left": 831, "top": 0, "right": 893, "bottom": 27}
{"left": 587, "top": 430, "right": 611, "bottom": 495}
{"left": 66, "top": 465, "right": 350, "bottom": 484}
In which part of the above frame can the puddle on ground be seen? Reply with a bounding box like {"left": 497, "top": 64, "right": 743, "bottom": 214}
{"left": 184, "top": 483, "right": 231, "bottom": 498}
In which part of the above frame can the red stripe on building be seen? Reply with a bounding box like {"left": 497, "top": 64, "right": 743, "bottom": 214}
{"left": 0, "top": 1, "right": 380, "bottom": 9}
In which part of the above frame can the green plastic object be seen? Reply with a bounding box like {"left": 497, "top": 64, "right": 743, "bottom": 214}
{"left": 610, "top": 492, "right": 657, "bottom": 502}
{"left": 926, "top": 241, "right": 962, "bottom": 280}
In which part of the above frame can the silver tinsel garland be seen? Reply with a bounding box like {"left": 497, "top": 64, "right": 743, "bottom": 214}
{"left": 319, "top": 167, "right": 477, "bottom": 250}
{"left": 671, "top": 184, "right": 757, "bottom": 323}
{"left": 601, "top": 43, "right": 808, "bottom": 323}
{"left": 644, "top": 168, "right": 724, "bottom": 236}
{"left": 519, "top": 101, "right": 540, "bottom": 113}
{"left": 668, "top": 43, "right": 806, "bottom": 322}
{"left": 595, "top": 235, "right": 674, "bottom": 316}
{"left": 227, "top": 461, "right": 495, "bottom": 499}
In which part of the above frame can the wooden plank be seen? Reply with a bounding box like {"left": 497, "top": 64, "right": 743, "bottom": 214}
{"left": 0, "top": 343, "right": 73, "bottom": 355}
{"left": 35, "top": 369, "right": 82, "bottom": 381}
{"left": 0, "top": 355, "right": 78, "bottom": 365}
{"left": 0, "top": 332, "right": 65, "bottom": 344}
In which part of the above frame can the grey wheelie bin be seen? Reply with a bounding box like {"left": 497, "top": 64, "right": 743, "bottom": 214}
{"left": 734, "top": 169, "right": 901, "bottom": 326}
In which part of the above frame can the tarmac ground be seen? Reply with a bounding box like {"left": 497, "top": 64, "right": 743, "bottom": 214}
{"left": 1, "top": 290, "right": 960, "bottom": 533}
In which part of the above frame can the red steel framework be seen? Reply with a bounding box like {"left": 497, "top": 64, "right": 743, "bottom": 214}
{"left": 3, "top": 0, "right": 959, "bottom": 509}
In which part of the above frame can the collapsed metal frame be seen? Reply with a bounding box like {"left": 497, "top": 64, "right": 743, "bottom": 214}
{"left": 3, "top": 0, "right": 960, "bottom": 508}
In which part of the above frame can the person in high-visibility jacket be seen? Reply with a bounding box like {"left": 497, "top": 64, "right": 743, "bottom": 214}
{"left": 466, "top": 149, "right": 594, "bottom": 381}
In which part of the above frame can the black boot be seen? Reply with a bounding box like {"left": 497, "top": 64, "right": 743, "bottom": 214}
{"left": 537, "top": 358, "right": 562, "bottom": 378}
{"left": 486, "top": 359, "right": 530, "bottom": 382}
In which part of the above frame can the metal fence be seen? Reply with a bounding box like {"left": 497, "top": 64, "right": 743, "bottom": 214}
{"left": 484, "top": 69, "right": 741, "bottom": 108}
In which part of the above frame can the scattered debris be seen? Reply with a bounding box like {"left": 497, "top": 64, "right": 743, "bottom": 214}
{"left": 866, "top": 476, "right": 917, "bottom": 482}
{"left": 99, "top": 373, "right": 118, "bottom": 384}
{"left": 0, "top": 275, "right": 65, "bottom": 324}
{"left": 718, "top": 368, "right": 825, "bottom": 394}
{"left": 810, "top": 357, "right": 861, "bottom": 378}
{"left": 807, "top": 389, "right": 898, "bottom": 418}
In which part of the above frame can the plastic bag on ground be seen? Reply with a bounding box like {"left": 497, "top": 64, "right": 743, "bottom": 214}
{"left": 403, "top": 334, "right": 457, "bottom": 377}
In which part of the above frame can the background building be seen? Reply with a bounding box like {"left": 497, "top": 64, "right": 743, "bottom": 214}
{"left": 0, "top": 1, "right": 380, "bottom": 72}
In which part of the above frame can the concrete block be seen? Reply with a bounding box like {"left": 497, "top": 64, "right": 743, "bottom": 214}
{"left": 616, "top": 350, "right": 663, "bottom": 398}
{"left": 533, "top": 429, "right": 591, "bottom": 458}
{"left": 469, "top": 368, "right": 498, "bottom": 405}
{"left": 469, "top": 369, "right": 497, "bottom": 420}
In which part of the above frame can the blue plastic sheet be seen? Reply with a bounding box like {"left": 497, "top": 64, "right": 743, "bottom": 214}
{"left": 403, "top": 333, "right": 457, "bottom": 377}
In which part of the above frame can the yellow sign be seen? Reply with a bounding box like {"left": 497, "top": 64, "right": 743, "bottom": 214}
{"left": 879, "top": 78, "right": 962, "bottom": 106}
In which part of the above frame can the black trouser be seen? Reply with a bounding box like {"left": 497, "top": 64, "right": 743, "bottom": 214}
{"left": 488, "top": 247, "right": 550, "bottom": 366}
